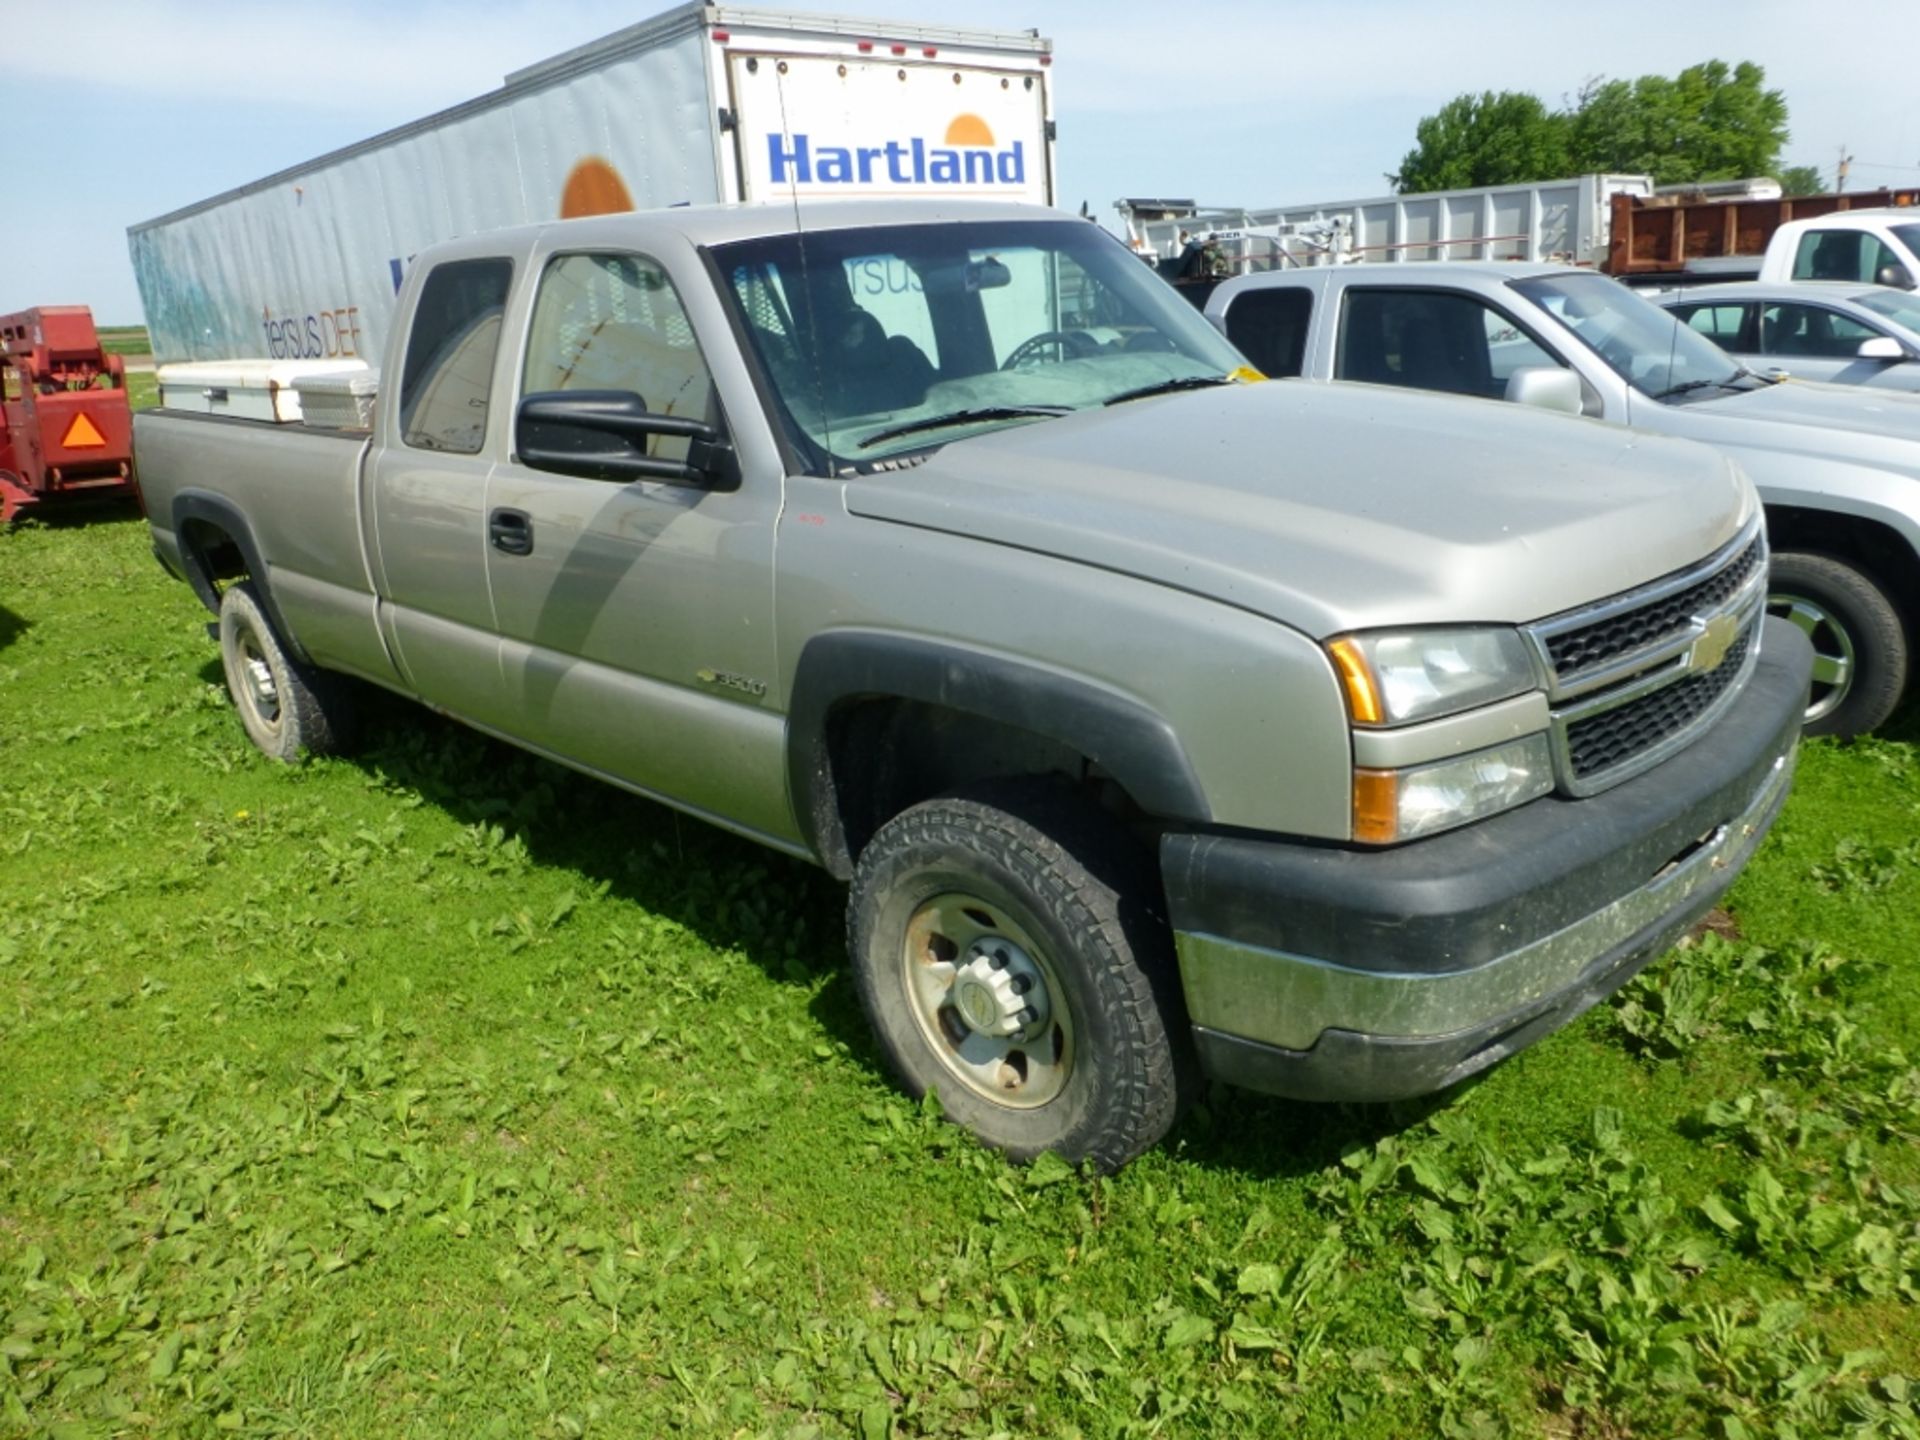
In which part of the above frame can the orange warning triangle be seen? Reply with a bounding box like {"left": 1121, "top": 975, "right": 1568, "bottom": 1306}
{"left": 62, "top": 413, "right": 106, "bottom": 449}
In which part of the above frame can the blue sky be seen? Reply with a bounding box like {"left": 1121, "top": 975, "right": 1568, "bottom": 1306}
{"left": 5, "top": 0, "right": 1916, "bottom": 325}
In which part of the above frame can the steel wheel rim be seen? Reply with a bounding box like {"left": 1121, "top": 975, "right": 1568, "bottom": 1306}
{"left": 1769, "top": 590, "right": 1856, "bottom": 723}
{"left": 900, "top": 891, "right": 1074, "bottom": 1110}
{"left": 235, "top": 628, "right": 282, "bottom": 731}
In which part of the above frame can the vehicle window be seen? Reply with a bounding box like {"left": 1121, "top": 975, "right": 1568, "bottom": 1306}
{"left": 1791, "top": 229, "right": 1900, "bottom": 284}
{"left": 523, "top": 252, "right": 717, "bottom": 464}
{"left": 1853, "top": 287, "right": 1920, "bottom": 334}
{"left": 713, "top": 218, "right": 1247, "bottom": 473}
{"left": 1676, "top": 303, "right": 1753, "bottom": 347}
{"left": 1335, "top": 289, "right": 1559, "bottom": 400}
{"left": 400, "top": 258, "right": 513, "bottom": 454}
{"left": 1512, "top": 272, "right": 1741, "bottom": 402}
{"left": 1222, "top": 288, "right": 1312, "bottom": 378}
{"left": 1760, "top": 302, "right": 1881, "bottom": 359}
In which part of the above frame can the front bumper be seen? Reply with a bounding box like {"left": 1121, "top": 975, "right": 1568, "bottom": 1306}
{"left": 1161, "top": 615, "right": 1813, "bottom": 1103}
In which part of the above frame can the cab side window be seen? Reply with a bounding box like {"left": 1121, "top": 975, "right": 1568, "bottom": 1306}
{"left": 1222, "top": 288, "right": 1312, "bottom": 378}
{"left": 1675, "top": 303, "right": 1754, "bottom": 349}
{"left": 1791, "top": 230, "right": 1900, "bottom": 284}
{"left": 1760, "top": 303, "right": 1881, "bottom": 359}
{"left": 1336, "top": 289, "right": 1560, "bottom": 400}
{"left": 523, "top": 252, "right": 718, "bottom": 463}
{"left": 400, "top": 258, "right": 513, "bottom": 454}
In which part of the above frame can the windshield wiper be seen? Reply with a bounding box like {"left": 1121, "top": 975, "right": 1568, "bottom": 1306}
{"left": 1649, "top": 374, "right": 1745, "bottom": 401}
{"left": 856, "top": 406, "right": 1071, "bottom": 449}
{"left": 1103, "top": 375, "right": 1236, "bottom": 406}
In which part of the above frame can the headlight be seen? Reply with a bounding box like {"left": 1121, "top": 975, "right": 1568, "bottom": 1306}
{"left": 1327, "top": 627, "right": 1538, "bottom": 726}
{"left": 1353, "top": 734, "right": 1555, "bottom": 844}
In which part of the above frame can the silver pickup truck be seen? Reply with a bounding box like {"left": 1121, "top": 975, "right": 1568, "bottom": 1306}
{"left": 1206, "top": 262, "right": 1920, "bottom": 737}
{"left": 135, "top": 200, "right": 1810, "bottom": 1170}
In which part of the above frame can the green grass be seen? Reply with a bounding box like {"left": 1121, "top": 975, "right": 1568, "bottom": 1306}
{"left": 95, "top": 327, "right": 150, "bottom": 359}
{"left": 3, "top": 519, "right": 1917, "bottom": 1439}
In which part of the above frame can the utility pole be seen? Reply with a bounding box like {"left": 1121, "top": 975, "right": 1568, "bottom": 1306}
{"left": 1837, "top": 146, "right": 1852, "bottom": 194}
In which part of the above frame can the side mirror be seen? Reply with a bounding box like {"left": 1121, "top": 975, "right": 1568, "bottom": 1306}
{"left": 1875, "top": 263, "right": 1916, "bottom": 291}
{"left": 1856, "top": 335, "right": 1907, "bottom": 362}
{"left": 1504, "top": 366, "right": 1584, "bottom": 415}
{"left": 515, "top": 390, "right": 734, "bottom": 488}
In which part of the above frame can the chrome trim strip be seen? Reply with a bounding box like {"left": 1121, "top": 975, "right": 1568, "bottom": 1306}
{"left": 1175, "top": 749, "right": 1794, "bottom": 1052}
{"left": 1351, "top": 691, "right": 1551, "bottom": 770}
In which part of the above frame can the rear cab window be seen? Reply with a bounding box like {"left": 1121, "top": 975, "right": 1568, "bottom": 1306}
{"left": 399, "top": 258, "right": 513, "bottom": 454}
{"left": 1221, "top": 288, "right": 1312, "bottom": 378}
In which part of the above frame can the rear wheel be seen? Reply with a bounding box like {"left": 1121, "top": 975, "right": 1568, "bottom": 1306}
{"left": 847, "top": 779, "right": 1192, "bottom": 1172}
{"left": 218, "top": 581, "right": 354, "bottom": 761}
{"left": 1768, "top": 551, "right": 1908, "bottom": 738}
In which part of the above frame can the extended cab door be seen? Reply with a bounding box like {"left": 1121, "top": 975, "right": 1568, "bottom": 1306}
{"left": 483, "top": 245, "right": 793, "bottom": 842}
{"left": 367, "top": 255, "right": 519, "bottom": 731}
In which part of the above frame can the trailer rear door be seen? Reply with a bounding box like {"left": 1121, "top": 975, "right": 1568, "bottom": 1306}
{"left": 727, "top": 50, "right": 1051, "bottom": 206}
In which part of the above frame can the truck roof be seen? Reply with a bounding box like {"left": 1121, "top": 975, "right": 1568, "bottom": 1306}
{"left": 422, "top": 197, "right": 1074, "bottom": 254}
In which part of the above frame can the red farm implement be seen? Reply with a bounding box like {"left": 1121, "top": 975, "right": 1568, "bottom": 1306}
{"left": 0, "top": 306, "right": 136, "bottom": 523}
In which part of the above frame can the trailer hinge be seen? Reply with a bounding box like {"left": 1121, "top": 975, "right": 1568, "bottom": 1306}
{"left": 717, "top": 107, "right": 737, "bottom": 133}
{"left": 1045, "top": 119, "right": 1057, "bottom": 142}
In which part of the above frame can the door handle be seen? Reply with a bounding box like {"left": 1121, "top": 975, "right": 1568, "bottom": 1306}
{"left": 489, "top": 507, "right": 532, "bottom": 555}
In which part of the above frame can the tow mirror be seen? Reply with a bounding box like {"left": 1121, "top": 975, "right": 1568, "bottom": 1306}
{"left": 515, "top": 390, "right": 735, "bottom": 488}
{"left": 1875, "top": 263, "right": 1916, "bottom": 291}
{"left": 1856, "top": 336, "right": 1907, "bottom": 362}
{"left": 1504, "top": 366, "right": 1584, "bottom": 415}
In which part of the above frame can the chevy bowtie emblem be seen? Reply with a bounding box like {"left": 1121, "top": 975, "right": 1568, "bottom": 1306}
{"left": 1688, "top": 613, "right": 1739, "bottom": 675}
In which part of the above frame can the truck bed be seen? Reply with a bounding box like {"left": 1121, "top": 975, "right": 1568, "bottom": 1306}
{"left": 135, "top": 408, "right": 398, "bottom": 688}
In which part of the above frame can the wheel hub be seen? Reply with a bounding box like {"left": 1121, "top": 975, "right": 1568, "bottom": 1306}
{"left": 950, "top": 941, "right": 1049, "bottom": 1038}
{"left": 900, "top": 892, "right": 1074, "bottom": 1109}
{"left": 1769, "top": 591, "right": 1855, "bottom": 723}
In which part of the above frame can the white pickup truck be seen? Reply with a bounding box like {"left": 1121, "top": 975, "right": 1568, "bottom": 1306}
{"left": 1753, "top": 210, "right": 1920, "bottom": 290}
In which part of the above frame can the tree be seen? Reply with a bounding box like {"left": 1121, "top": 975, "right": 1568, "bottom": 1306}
{"left": 1394, "top": 61, "right": 1791, "bottom": 194}
{"left": 1391, "top": 91, "right": 1571, "bottom": 193}
{"left": 1566, "top": 62, "right": 1787, "bottom": 184}
{"left": 1777, "top": 164, "right": 1828, "bottom": 196}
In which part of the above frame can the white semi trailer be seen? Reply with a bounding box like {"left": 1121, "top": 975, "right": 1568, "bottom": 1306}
{"left": 128, "top": 3, "right": 1055, "bottom": 366}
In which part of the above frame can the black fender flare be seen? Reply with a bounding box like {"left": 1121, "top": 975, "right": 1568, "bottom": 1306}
{"left": 787, "top": 630, "right": 1211, "bottom": 878}
{"left": 171, "top": 489, "right": 311, "bottom": 663}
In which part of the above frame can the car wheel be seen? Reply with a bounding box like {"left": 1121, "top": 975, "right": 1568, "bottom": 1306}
{"left": 847, "top": 779, "right": 1192, "bottom": 1172}
{"left": 1768, "top": 551, "right": 1908, "bottom": 738}
{"left": 218, "top": 581, "right": 354, "bottom": 761}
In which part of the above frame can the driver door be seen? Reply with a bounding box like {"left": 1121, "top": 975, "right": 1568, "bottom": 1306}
{"left": 483, "top": 248, "right": 790, "bottom": 840}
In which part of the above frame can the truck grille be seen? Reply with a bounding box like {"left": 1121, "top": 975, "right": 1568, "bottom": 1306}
{"left": 1564, "top": 631, "right": 1751, "bottom": 779}
{"left": 1526, "top": 521, "right": 1766, "bottom": 797}
{"left": 1544, "top": 535, "right": 1765, "bottom": 677}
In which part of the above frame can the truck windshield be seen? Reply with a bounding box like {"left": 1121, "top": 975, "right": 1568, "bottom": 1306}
{"left": 1854, "top": 287, "right": 1920, "bottom": 337}
{"left": 1510, "top": 272, "right": 1747, "bottom": 403}
{"left": 712, "top": 218, "right": 1248, "bottom": 470}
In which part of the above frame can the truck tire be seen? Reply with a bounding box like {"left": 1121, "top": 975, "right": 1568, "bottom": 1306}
{"left": 1768, "top": 551, "right": 1907, "bottom": 738}
{"left": 217, "top": 581, "right": 353, "bottom": 761}
{"left": 847, "top": 779, "right": 1192, "bottom": 1172}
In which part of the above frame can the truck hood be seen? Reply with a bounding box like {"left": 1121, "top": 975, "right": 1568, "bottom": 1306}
{"left": 1640, "top": 379, "right": 1920, "bottom": 478}
{"left": 844, "top": 380, "right": 1752, "bottom": 637}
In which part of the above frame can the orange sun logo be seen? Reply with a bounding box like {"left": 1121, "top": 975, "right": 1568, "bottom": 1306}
{"left": 560, "top": 158, "right": 635, "bottom": 218}
{"left": 943, "top": 114, "right": 996, "bottom": 147}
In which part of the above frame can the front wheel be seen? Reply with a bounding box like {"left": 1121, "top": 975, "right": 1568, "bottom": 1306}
{"left": 847, "top": 780, "right": 1191, "bottom": 1172}
{"left": 1768, "top": 551, "right": 1908, "bottom": 738}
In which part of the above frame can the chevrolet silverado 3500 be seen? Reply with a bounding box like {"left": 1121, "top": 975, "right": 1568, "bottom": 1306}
{"left": 134, "top": 200, "right": 1810, "bottom": 1169}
